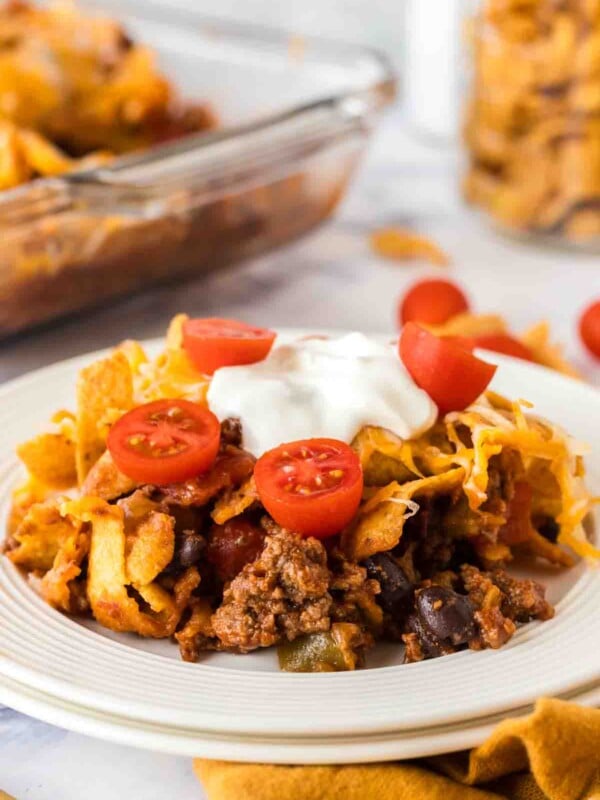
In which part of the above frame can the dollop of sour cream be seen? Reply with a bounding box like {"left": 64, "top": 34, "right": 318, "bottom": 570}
{"left": 207, "top": 333, "right": 437, "bottom": 456}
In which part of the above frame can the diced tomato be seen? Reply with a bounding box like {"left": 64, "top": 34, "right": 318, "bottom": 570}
{"left": 399, "top": 323, "right": 497, "bottom": 414}
{"left": 579, "top": 300, "right": 600, "bottom": 359}
{"left": 207, "top": 518, "right": 265, "bottom": 582}
{"left": 446, "top": 333, "right": 534, "bottom": 362}
{"left": 254, "top": 438, "right": 363, "bottom": 538}
{"left": 398, "top": 278, "right": 470, "bottom": 327}
{"left": 158, "top": 449, "right": 255, "bottom": 506}
{"left": 499, "top": 482, "right": 534, "bottom": 546}
{"left": 182, "top": 318, "right": 276, "bottom": 375}
{"left": 107, "top": 399, "right": 220, "bottom": 485}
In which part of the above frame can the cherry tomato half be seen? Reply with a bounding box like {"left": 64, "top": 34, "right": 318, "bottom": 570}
{"left": 446, "top": 333, "right": 534, "bottom": 362}
{"left": 182, "top": 318, "right": 276, "bottom": 375}
{"left": 399, "top": 323, "right": 497, "bottom": 415}
{"left": 107, "top": 399, "right": 221, "bottom": 485}
{"left": 398, "top": 278, "right": 470, "bottom": 327}
{"left": 579, "top": 300, "right": 600, "bottom": 359}
{"left": 254, "top": 438, "right": 364, "bottom": 539}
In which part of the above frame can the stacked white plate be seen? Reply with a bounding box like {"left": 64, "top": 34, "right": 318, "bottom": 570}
{"left": 0, "top": 332, "right": 598, "bottom": 762}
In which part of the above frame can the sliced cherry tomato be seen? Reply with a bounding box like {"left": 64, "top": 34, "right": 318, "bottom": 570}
{"left": 579, "top": 300, "right": 600, "bottom": 359}
{"left": 442, "top": 335, "right": 476, "bottom": 352}
{"left": 254, "top": 438, "right": 363, "bottom": 538}
{"left": 499, "top": 482, "right": 534, "bottom": 546}
{"left": 398, "top": 278, "right": 470, "bottom": 327}
{"left": 182, "top": 317, "right": 276, "bottom": 375}
{"left": 446, "top": 333, "right": 534, "bottom": 362}
{"left": 107, "top": 399, "right": 220, "bottom": 485}
{"left": 399, "top": 322, "right": 497, "bottom": 415}
{"left": 473, "top": 333, "right": 533, "bottom": 362}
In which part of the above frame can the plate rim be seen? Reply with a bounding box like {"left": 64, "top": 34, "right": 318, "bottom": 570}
{"left": 2, "top": 672, "right": 599, "bottom": 763}
{"left": 1, "top": 328, "right": 599, "bottom": 739}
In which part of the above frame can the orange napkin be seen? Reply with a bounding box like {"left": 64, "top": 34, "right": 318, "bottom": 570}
{"left": 194, "top": 697, "right": 600, "bottom": 800}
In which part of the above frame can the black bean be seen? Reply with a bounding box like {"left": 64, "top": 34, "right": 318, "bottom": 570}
{"left": 365, "top": 553, "right": 414, "bottom": 619}
{"left": 405, "top": 613, "right": 445, "bottom": 659}
{"left": 538, "top": 517, "right": 559, "bottom": 543}
{"left": 415, "top": 586, "right": 475, "bottom": 646}
{"left": 162, "top": 531, "right": 206, "bottom": 575}
{"left": 177, "top": 532, "right": 206, "bottom": 568}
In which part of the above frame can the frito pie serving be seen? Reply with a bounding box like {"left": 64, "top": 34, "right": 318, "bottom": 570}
{"left": 4, "top": 315, "right": 597, "bottom": 672}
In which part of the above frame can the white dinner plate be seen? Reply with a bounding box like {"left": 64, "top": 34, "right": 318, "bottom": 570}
{"left": 0, "top": 331, "right": 598, "bottom": 746}
{"left": 2, "top": 673, "right": 600, "bottom": 763}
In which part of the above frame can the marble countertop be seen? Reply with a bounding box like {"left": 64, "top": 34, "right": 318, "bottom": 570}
{"left": 1, "top": 108, "right": 598, "bottom": 799}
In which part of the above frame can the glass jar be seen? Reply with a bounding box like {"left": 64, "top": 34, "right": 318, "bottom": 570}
{"left": 463, "top": 0, "right": 600, "bottom": 248}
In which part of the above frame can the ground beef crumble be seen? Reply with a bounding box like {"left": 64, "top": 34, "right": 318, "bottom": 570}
{"left": 175, "top": 598, "right": 220, "bottom": 662}
{"left": 328, "top": 550, "right": 382, "bottom": 632}
{"left": 490, "top": 569, "right": 554, "bottom": 622}
{"left": 211, "top": 528, "right": 332, "bottom": 652}
{"left": 220, "top": 417, "right": 243, "bottom": 448}
{"left": 461, "top": 564, "right": 553, "bottom": 651}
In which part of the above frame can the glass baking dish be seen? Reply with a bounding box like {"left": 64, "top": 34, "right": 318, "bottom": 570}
{"left": 0, "top": 0, "right": 395, "bottom": 337}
